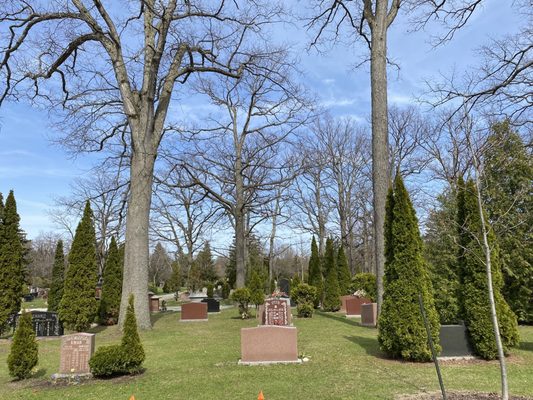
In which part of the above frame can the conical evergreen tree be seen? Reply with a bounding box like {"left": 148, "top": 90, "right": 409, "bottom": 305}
{"left": 197, "top": 242, "right": 217, "bottom": 284}
{"left": 308, "top": 237, "right": 323, "bottom": 307}
{"left": 59, "top": 201, "right": 98, "bottom": 331}
{"left": 99, "top": 237, "right": 123, "bottom": 325}
{"left": 7, "top": 311, "right": 38, "bottom": 380}
{"left": 483, "top": 121, "right": 533, "bottom": 323}
{"left": 0, "top": 191, "right": 25, "bottom": 331}
{"left": 457, "top": 179, "right": 519, "bottom": 359}
{"left": 378, "top": 175, "right": 440, "bottom": 361}
{"left": 337, "top": 245, "right": 351, "bottom": 295}
{"left": 249, "top": 269, "right": 265, "bottom": 307}
{"left": 48, "top": 240, "right": 65, "bottom": 312}
{"left": 323, "top": 238, "right": 341, "bottom": 311}
{"left": 122, "top": 294, "right": 145, "bottom": 368}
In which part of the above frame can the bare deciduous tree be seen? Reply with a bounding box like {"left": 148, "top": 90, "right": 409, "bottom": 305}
{"left": 307, "top": 0, "right": 401, "bottom": 313}
{"left": 0, "top": 0, "right": 284, "bottom": 328}
{"left": 49, "top": 166, "right": 128, "bottom": 275}
{"left": 167, "top": 54, "right": 309, "bottom": 288}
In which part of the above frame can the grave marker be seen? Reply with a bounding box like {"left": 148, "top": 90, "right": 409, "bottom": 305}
{"left": 59, "top": 333, "right": 95, "bottom": 374}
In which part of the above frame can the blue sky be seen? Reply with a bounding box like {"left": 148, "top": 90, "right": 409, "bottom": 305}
{"left": 0, "top": 0, "right": 520, "bottom": 240}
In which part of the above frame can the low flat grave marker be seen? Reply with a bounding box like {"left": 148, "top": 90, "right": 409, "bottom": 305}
{"left": 180, "top": 302, "right": 208, "bottom": 322}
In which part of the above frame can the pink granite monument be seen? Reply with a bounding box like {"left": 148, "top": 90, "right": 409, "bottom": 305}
{"left": 345, "top": 297, "right": 372, "bottom": 317}
{"left": 239, "top": 326, "right": 300, "bottom": 364}
{"left": 180, "top": 302, "right": 208, "bottom": 321}
{"left": 59, "top": 333, "right": 95, "bottom": 374}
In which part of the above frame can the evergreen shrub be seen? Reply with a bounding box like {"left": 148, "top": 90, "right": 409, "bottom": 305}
{"left": 349, "top": 273, "right": 377, "bottom": 302}
{"left": 7, "top": 311, "right": 38, "bottom": 380}
{"left": 231, "top": 288, "right": 251, "bottom": 318}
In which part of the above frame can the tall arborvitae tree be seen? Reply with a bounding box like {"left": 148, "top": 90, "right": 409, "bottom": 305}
{"left": 47, "top": 240, "right": 65, "bottom": 312}
{"left": 197, "top": 242, "right": 217, "bottom": 284}
{"left": 323, "top": 238, "right": 341, "bottom": 311}
{"left": 0, "top": 191, "right": 25, "bottom": 331}
{"left": 249, "top": 269, "right": 265, "bottom": 307}
{"left": 482, "top": 121, "right": 533, "bottom": 324}
{"left": 99, "top": 237, "right": 123, "bottom": 325}
{"left": 424, "top": 188, "right": 461, "bottom": 324}
{"left": 378, "top": 175, "right": 440, "bottom": 361}
{"left": 308, "top": 237, "right": 323, "bottom": 307}
{"left": 457, "top": 179, "right": 519, "bottom": 359}
{"left": 59, "top": 201, "right": 98, "bottom": 332}
{"left": 337, "top": 245, "right": 351, "bottom": 295}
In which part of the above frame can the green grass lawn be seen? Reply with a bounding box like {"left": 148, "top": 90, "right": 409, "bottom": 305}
{"left": 21, "top": 297, "right": 48, "bottom": 310}
{"left": 0, "top": 309, "right": 532, "bottom": 400}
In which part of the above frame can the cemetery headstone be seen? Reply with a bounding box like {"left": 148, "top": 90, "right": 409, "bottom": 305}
{"left": 59, "top": 333, "right": 95, "bottom": 374}
{"left": 345, "top": 297, "right": 371, "bottom": 317}
{"left": 264, "top": 298, "right": 290, "bottom": 326}
{"left": 201, "top": 298, "right": 220, "bottom": 313}
{"left": 14, "top": 311, "right": 64, "bottom": 336}
{"left": 278, "top": 278, "right": 290, "bottom": 296}
{"left": 239, "top": 326, "right": 300, "bottom": 364}
{"left": 361, "top": 303, "right": 378, "bottom": 327}
{"left": 149, "top": 296, "right": 160, "bottom": 312}
{"left": 439, "top": 323, "right": 474, "bottom": 357}
{"left": 180, "top": 302, "right": 208, "bottom": 321}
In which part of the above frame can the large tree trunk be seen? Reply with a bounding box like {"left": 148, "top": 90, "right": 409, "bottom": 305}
{"left": 119, "top": 140, "right": 156, "bottom": 329}
{"left": 370, "top": 5, "right": 391, "bottom": 317}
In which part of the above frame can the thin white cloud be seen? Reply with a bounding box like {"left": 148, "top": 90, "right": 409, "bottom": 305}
{"left": 0, "top": 166, "right": 77, "bottom": 178}
{"left": 389, "top": 94, "right": 413, "bottom": 105}
{"left": 320, "top": 98, "right": 357, "bottom": 107}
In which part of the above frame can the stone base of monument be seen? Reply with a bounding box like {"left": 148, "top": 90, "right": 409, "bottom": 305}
{"left": 50, "top": 372, "right": 93, "bottom": 385}
{"left": 180, "top": 302, "right": 208, "bottom": 322}
{"left": 439, "top": 323, "right": 474, "bottom": 357}
{"left": 239, "top": 325, "right": 301, "bottom": 365}
{"left": 360, "top": 303, "right": 378, "bottom": 327}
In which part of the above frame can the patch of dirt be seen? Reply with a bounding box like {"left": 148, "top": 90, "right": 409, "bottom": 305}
{"left": 397, "top": 391, "right": 533, "bottom": 399}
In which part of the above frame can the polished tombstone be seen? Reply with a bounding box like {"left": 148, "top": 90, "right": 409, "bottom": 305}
{"left": 149, "top": 296, "right": 160, "bottom": 312}
{"left": 180, "top": 302, "right": 208, "bottom": 321}
{"left": 59, "top": 333, "right": 95, "bottom": 374}
{"left": 239, "top": 326, "right": 300, "bottom": 364}
{"left": 201, "top": 298, "right": 220, "bottom": 313}
{"left": 345, "top": 297, "right": 372, "bottom": 317}
{"left": 439, "top": 323, "right": 474, "bottom": 357}
{"left": 360, "top": 303, "right": 378, "bottom": 327}
{"left": 240, "top": 298, "right": 299, "bottom": 364}
{"left": 264, "top": 298, "right": 291, "bottom": 326}
{"left": 15, "top": 311, "right": 64, "bottom": 336}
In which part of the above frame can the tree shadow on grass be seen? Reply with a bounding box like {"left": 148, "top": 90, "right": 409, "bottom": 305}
{"left": 88, "top": 325, "right": 109, "bottom": 334}
{"left": 520, "top": 341, "right": 533, "bottom": 352}
{"left": 315, "top": 310, "right": 361, "bottom": 328}
{"left": 150, "top": 311, "right": 170, "bottom": 326}
{"left": 344, "top": 334, "right": 388, "bottom": 359}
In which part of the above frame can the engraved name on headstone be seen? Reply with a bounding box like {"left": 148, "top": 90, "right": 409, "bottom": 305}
{"left": 59, "top": 333, "right": 95, "bottom": 374}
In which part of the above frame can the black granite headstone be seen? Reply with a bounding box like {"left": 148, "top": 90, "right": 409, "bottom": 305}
{"left": 15, "top": 311, "right": 64, "bottom": 337}
{"left": 439, "top": 323, "right": 473, "bottom": 357}
{"left": 279, "top": 278, "right": 290, "bottom": 297}
{"left": 201, "top": 298, "right": 220, "bottom": 313}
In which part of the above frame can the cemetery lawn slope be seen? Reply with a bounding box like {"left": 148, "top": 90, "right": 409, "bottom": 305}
{"left": 0, "top": 309, "right": 532, "bottom": 399}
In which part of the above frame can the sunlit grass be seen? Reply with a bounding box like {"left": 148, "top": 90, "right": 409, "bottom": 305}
{"left": 0, "top": 308, "right": 532, "bottom": 400}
